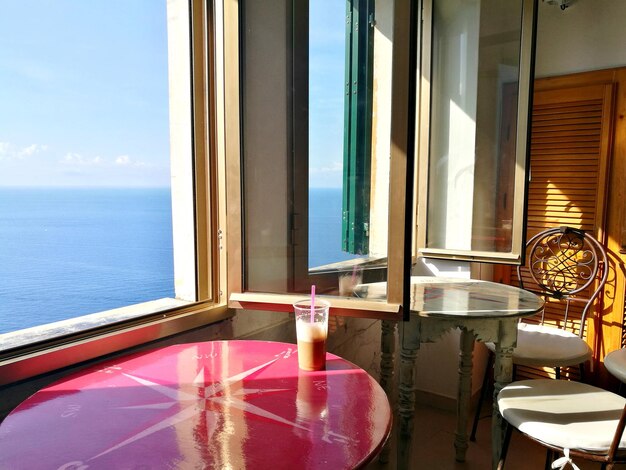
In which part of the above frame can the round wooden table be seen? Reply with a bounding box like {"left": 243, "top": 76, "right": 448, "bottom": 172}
{"left": 0, "top": 340, "right": 391, "bottom": 469}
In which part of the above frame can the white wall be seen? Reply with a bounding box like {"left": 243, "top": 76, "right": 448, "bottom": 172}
{"left": 535, "top": 0, "right": 626, "bottom": 77}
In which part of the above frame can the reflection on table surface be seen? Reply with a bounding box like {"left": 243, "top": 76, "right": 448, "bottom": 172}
{"left": 354, "top": 276, "right": 544, "bottom": 319}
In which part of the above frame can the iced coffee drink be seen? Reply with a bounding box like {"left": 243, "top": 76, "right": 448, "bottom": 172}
{"left": 293, "top": 299, "right": 330, "bottom": 371}
{"left": 296, "top": 321, "right": 327, "bottom": 371}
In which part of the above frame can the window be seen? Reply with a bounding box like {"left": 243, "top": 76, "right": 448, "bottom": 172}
{"left": 0, "top": 0, "right": 228, "bottom": 385}
{"left": 226, "top": 0, "right": 537, "bottom": 315}
{"left": 0, "top": 2, "right": 174, "bottom": 336}
{"left": 226, "top": 0, "right": 413, "bottom": 316}
{"left": 416, "top": 0, "right": 537, "bottom": 263}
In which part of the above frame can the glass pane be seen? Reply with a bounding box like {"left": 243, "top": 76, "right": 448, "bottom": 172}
{"left": 427, "top": 0, "right": 524, "bottom": 253}
{"left": 241, "top": 0, "right": 394, "bottom": 298}
{"left": 308, "top": 0, "right": 357, "bottom": 268}
{"left": 0, "top": 1, "right": 175, "bottom": 335}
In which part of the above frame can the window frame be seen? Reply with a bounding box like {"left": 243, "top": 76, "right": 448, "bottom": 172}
{"left": 0, "top": 0, "right": 230, "bottom": 386}
{"left": 227, "top": 0, "right": 538, "bottom": 316}
{"left": 415, "top": 0, "right": 537, "bottom": 265}
{"left": 225, "top": 0, "right": 419, "bottom": 319}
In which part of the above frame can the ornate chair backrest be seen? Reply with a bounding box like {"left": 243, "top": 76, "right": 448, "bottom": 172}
{"left": 517, "top": 226, "right": 608, "bottom": 337}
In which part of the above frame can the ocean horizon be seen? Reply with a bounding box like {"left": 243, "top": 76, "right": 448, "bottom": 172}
{"left": 0, "top": 187, "right": 175, "bottom": 335}
{"left": 0, "top": 186, "right": 354, "bottom": 334}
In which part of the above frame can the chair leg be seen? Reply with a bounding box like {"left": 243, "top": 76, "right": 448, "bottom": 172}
{"left": 496, "top": 423, "right": 513, "bottom": 470}
{"left": 544, "top": 449, "right": 554, "bottom": 470}
{"left": 470, "top": 351, "right": 493, "bottom": 442}
{"left": 555, "top": 366, "right": 561, "bottom": 380}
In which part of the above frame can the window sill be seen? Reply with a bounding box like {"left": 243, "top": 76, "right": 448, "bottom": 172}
{"left": 229, "top": 292, "right": 400, "bottom": 319}
{"left": 0, "top": 299, "right": 232, "bottom": 386}
{"left": 308, "top": 256, "right": 388, "bottom": 275}
{"left": 0, "top": 298, "right": 190, "bottom": 353}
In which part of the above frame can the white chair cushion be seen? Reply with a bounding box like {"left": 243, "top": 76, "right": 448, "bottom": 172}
{"left": 498, "top": 379, "right": 626, "bottom": 452}
{"left": 485, "top": 323, "right": 592, "bottom": 367}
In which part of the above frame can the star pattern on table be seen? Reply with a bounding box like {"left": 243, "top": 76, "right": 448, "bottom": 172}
{"left": 88, "top": 356, "right": 353, "bottom": 463}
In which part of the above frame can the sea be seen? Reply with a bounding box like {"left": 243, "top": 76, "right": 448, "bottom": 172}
{"left": 0, "top": 187, "right": 354, "bottom": 334}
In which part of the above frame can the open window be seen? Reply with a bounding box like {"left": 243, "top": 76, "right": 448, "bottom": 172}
{"left": 225, "top": 0, "right": 537, "bottom": 316}
{"left": 226, "top": 0, "right": 414, "bottom": 316}
{"left": 416, "top": 0, "right": 537, "bottom": 264}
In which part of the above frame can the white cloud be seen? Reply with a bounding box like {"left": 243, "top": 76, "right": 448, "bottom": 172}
{"left": 19, "top": 143, "right": 48, "bottom": 157}
{"left": 115, "top": 154, "right": 147, "bottom": 167}
{"left": 0, "top": 142, "right": 10, "bottom": 155}
{"left": 310, "top": 161, "right": 343, "bottom": 174}
{"left": 59, "top": 152, "right": 147, "bottom": 168}
{"left": 62, "top": 152, "right": 81, "bottom": 163}
{"left": 61, "top": 152, "right": 102, "bottom": 166}
{"left": 0, "top": 141, "right": 48, "bottom": 160}
{"left": 309, "top": 161, "right": 343, "bottom": 188}
{"left": 115, "top": 155, "right": 131, "bottom": 166}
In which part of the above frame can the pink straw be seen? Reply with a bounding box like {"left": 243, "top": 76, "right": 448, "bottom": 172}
{"left": 310, "top": 284, "right": 316, "bottom": 323}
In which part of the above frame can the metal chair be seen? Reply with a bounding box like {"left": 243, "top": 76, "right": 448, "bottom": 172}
{"left": 471, "top": 226, "right": 609, "bottom": 441}
{"left": 497, "top": 379, "right": 626, "bottom": 469}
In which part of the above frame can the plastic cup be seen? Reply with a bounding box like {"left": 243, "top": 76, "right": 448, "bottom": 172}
{"left": 293, "top": 299, "right": 330, "bottom": 371}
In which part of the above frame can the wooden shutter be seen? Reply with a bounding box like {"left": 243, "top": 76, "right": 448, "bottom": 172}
{"left": 342, "top": 0, "right": 375, "bottom": 255}
{"left": 527, "top": 84, "right": 614, "bottom": 238}
{"left": 511, "top": 82, "right": 615, "bottom": 380}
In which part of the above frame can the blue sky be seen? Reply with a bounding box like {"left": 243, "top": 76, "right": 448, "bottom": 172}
{"left": 0, "top": 1, "right": 170, "bottom": 187}
{"left": 309, "top": 0, "right": 346, "bottom": 188}
{"left": 0, "top": 1, "right": 346, "bottom": 188}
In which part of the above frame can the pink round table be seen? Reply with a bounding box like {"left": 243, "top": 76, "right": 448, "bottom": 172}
{"left": 0, "top": 340, "right": 391, "bottom": 470}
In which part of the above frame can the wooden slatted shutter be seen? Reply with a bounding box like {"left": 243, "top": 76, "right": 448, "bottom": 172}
{"left": 527, "top": 84, "right": 613, "bottom": 237}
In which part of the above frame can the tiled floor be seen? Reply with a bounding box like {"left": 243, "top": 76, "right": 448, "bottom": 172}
{"left": 365, "top": 402, "right": 626, "bottom": 470}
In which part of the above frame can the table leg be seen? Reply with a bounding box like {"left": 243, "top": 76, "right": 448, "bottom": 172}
{"left": 378, "top": 319, "right": 396, "bottom": 464}
{"left": 492, "top": 321, "right": 517, "bottom": 470}
{"left": 397, "top": 316, "right": 420, "bottom": 470}
{"left": 380, "top": 319, "right": 396, "bottom": 392}
{"left": 455, "top": 328, "right": 475, "bottom": 462}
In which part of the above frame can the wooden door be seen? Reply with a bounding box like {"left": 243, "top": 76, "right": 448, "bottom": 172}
{"left": 496, "top": 71, "right": 617, "bottom": 383}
